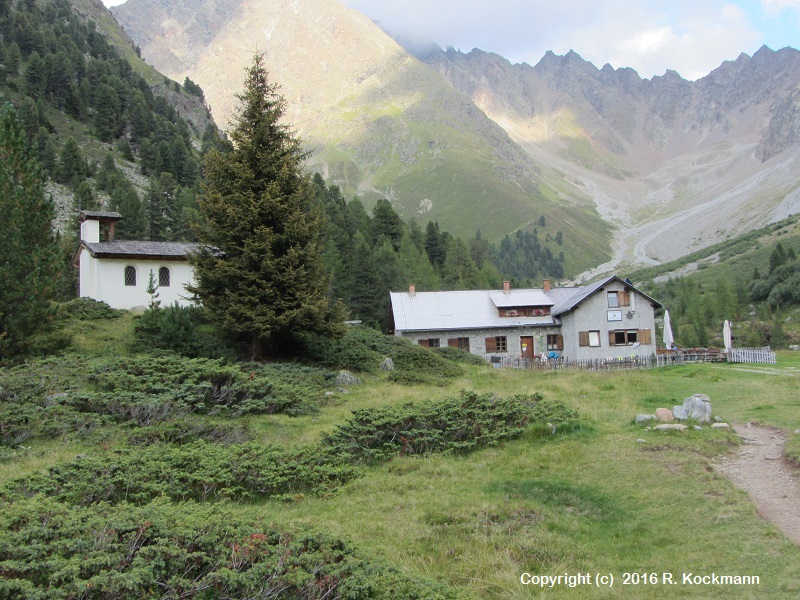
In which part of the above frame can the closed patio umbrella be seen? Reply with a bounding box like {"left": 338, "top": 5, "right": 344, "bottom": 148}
{"left": 723, "top": 320, "right": 732, "bottom": 353}
{"left": 663, "top": 310, "right": 674, "bottom": 349}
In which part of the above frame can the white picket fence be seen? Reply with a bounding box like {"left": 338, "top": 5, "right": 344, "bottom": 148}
{"left": 728, "top": 347, "right": 777, "bottom": 365}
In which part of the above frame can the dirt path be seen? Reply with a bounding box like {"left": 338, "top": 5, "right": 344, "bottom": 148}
{"left": 714, "top": 423, "right": 800, "bottom": 544}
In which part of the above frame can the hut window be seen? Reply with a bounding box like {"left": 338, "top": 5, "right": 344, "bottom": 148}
{"left": 159, "top": 267, "right": 170, "bottom": 287}
{"left": 124, "top": 266, "right": 136, "bottom": 287}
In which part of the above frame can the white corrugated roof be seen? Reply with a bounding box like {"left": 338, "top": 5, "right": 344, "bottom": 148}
{"left": 390, "top": 289, "right": 558, "bottom": 332}
{"left": 391, "top": 278, "right": 661, "bottom": 332}
{"left": 488, "top": 289, "right": 553, "bottom": 308}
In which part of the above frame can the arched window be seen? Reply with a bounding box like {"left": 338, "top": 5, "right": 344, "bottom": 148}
{"left": 124, "top": 266, "right": 136, "bottom": 286}
{"left": 158, "top": 266, "right": 170, "bottom": 287}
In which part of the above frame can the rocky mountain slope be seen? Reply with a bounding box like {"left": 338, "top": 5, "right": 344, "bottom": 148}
{"left": 419, "top": 45, "right": 800, "bottom": 278}
{"left": 111, "top": 0, "right": 611, "bottom": 275}
{"left": 113, "top": 0, "right": 800, "bottom": 277}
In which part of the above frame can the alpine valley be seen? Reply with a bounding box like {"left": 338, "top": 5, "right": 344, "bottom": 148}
{"left": 112, "top": 0, "right": 800, "bottom": 278}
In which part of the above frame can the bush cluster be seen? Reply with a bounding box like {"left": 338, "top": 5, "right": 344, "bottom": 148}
{"left": 0, "top": 496, "right": 457, "bottom": 599}
{"left": 0, "top": 354, "right": 337, "bottom": 453}
{"left": 3, "top": 441, "right": 357, "bottom": 504}
{"left": 88, "top": 353, "right": 336, "bottom": 416}
{"left": 3, "top": 392, "right": 578, "bottom": 504}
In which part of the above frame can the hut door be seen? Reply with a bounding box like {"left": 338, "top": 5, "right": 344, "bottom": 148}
{"left": 520, "top": 336, "right": 534, "bottom": 359}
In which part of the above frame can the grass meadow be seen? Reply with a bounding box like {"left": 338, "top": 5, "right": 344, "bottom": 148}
{"left": 2, "top": 316, "right": 800, "bottom": 597}
{"left": 232, "top": 356, "right": 800, "bottom": 598}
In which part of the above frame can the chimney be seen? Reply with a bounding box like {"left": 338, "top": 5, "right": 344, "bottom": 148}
{"left": 543, "top": 279, "right": 551, "bottom": 293}
{"left": 409, "top": 284, "right": 416, "bottom": 297}
{"left": 503, "top": 281, "right": 511, "bottom": 294}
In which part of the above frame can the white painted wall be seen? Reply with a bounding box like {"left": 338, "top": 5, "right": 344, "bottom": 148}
{"left": 78, "top": 251, "right": 196, "bottom": 309}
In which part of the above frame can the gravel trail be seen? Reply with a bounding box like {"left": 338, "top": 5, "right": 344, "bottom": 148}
{"left": 715, "top": 423, "right": 800, "bottom": 544}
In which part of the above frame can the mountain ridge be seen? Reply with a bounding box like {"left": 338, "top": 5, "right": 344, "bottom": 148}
{"left": 113, "top": 0, "right": 612, "bottom": 276}
{"left": 112, "top": 0, "right": 800, "bottom": 278}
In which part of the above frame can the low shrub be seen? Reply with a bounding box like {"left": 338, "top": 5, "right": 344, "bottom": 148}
{"left": 0, "top": 496, "right": 459, "bottom": 599}
{"left": 323, "top": 391, "right": 578, "bottom": 464}
{"left": 88, "top": 353, "right": 336, "bottom": 416}
{"left": 61, "top": 297, "right": 122, "bottom": 320}
{"left": 2, "top": 441, "right": 357, "bottom": 504}
{"left": 387, "top": 344, "right": 464, "bottom": 386}
{"left": 133, "top": 304, "right": 237, "bottom": 359}
{"left": 127, "top": 418, "right": 251, "bottom": 446}
{"left": 432, "top": 345, "right": 488, "bottom": 365}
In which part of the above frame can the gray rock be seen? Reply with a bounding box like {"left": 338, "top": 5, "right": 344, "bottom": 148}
{"left": 635, "top": 414, "right": 656, "bottom": 425}
{"left": 683, "top": 394, "right": 712, "bottom": 424}
{"left": 711, "top": 423, "right": 730, "bottom": 429}
{"left": 694, "top": 425, "right": 703, "bottom": 431}
{"left": 45, "top": 393, "right": 69, "bottom": 406}
{"left": 714, "top": 416, "right": 723, "bottom": 423}
{"left": 636, "top": 439, "right": 646, "bottom": 443}
{"left": 380, "top": 357, "right": 395, "bottom": 372}
{"left": 789, "top": 345, "right": 799, "bottom": 351}
{"left": 336, "top": 387, "right": 351, "bottom": 394}
{"left": 654, "top": 424, "right": 688, "bottom": 432}
{"left": 672, "top": 406, "right": 688, "bottom": 420}
{"left": 335, "top": 370, "right": 361, "bottom": 386}
{"left": 324, "top": 391, "right": 335, "bottom": 398}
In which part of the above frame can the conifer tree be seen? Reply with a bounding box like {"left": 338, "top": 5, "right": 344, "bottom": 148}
{"left": 190, "top": 54, "right": 345, "bottom": 357}
{"left": 0, "top": 104, "right": 60, "bottom": 359}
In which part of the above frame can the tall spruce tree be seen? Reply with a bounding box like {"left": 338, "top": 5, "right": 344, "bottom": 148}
{"left": 189, "top": 54, "right": 345, "bottom": 357}
{"left": 0, "top": 104, "right": 60, "bottom": 359}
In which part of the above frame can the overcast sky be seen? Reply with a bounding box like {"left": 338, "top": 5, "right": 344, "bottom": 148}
{"left": 102, "top": 0, "right": 799, "bottom": 81}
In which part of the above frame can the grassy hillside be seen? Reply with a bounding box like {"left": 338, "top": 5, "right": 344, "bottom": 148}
{"left": 2, "top": 306, "right": 800, "bottom": 597}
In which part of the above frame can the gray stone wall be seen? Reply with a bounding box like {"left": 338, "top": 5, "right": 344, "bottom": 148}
{"left": 396, "top": 327, "right": 561, "bottom": 358}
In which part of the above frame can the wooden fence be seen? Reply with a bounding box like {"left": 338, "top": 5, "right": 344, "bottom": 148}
{"left": 485, "top": 346, "right": 777, "bottom": 371}
{"left": 728, "top": 347, "right": 777, "bottom": 365}
{"left": 485, "top": 353, "right": 685, "bottom": 372}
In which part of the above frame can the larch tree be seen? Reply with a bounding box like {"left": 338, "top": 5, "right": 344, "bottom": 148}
{"left": 0, "top": 103, "right": 61, "bottom": 359}
{"left": 189, "top": 54, "right": 346, "bottom": 357}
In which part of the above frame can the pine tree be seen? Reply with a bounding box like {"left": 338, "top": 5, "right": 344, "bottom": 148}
{"left": 0, "top": 104, "right": 61, "bottom": 359}
{"left": 145, "top": 172, "right": 177, "bottom": 240}
{"left": 56, "top": 136, "right": 86, "bottom": 185}
{"left": 371, "top": 198, "right": 404, "bottom": 250}
{"left": 189, "top": 54, "right": 346, "bottom": 357}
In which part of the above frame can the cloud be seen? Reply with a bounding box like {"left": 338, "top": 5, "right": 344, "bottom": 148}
{"left": 761, "top": 0, "right": 800, "bottom": 13}
{"left": 341, "top": 0, "right": 766, "bottom": 80}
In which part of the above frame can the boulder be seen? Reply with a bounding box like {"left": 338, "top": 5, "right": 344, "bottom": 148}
{"left": 380, "top": 357, "right": 395, "bottom": 372}
{"left": 335, "top": 370, "right": 361, "bottom": 386}
{"left": 654, "top": 424, "right": 688, "bottom": 432}
{"left": 789, "top": 345, "right": 799, "bottom": 351}
{"left": 711, "top": 423, "right": 730, "bottom": 429}
{"left": 683, "top": 394, "right": 712, "bottom": 424}
{"left": 635, "top": 414, "right": 656, "bottom": 425}
{"left": 672, "top": 406, "right": 688, "bottom": 420}
{"left": 45, "top": 392, "right": 69, "bottom": 406}
{"left": 655, "top": 408, "right": 674, "bottom": 423}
